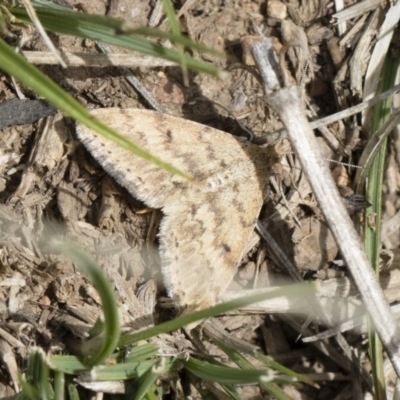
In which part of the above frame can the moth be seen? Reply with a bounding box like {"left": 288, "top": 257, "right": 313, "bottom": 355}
{"left": 76, "top": 108, "right": 280, "bottom": 312}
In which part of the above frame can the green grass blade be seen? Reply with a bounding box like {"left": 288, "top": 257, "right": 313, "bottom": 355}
{"left": 67, "top": 383, "right": 80, "bottom": 400}
{"left": 17, "top": 379, "right": 41, "bottom": 400}
{"left": 219, "top": 384, "right": 242, "bottom": 400}
{"left": 255, "top": 353, "right": 314, "bottom": 386}
{"left": 49, "top": 344, "right": 160, "bottom": 375}
{"left": 27, "top": 0, "right": 219, "bottom": 57}
{"left": 0, "top": 38, "right": 191, "bottom": 180}
{"left": 119, "top": 283, "right": 314, "bottom": 347}
{"left": 123, "top": 344, "right": 160, "bottom": 363}
{"left": 162, "top": 0, "right": 182, "bottom": 38}
{"left": 85, "top": 358, "right": 175, "bottom": 381}
{"left": 49, "top": 355, "right": 87, "bottom": 375}
{"left": 20, "top": 348, "right": 52, "bottom": 400}
{"left": 10, "top": 5, "right": 221, "bottom": 76}
{"left": 143, "top": 388, "right": 159, "bottom": 400}
{"left": 0, "top": 7, "right": 7, "bottom": 33}
{"left": 53, "top": 370, "right": 65, "bottom": 400}
{"left": 363, "top": 55, "right": 400, "bottom": 400}
{"left": 133, "top": 361, "right": 164, "bottom": 400}
{"left": 22, "top": 0, "right": 68, "bottom": 11}
{"left": 184, "top": 357, "right": 271, "bottom": 385}
{"left": 161, "top": 0, "right": 188, "bottom": 84}
{"left": 364, "top": 55, "right": 398, "bottom": 271}
{"left": 51, "top": 241, "right": 120, "bottom": 368}
{"left": 218, "top": 346, "right": 294, "bottom": 399}
{"left": 88, "top": 360, "right": 158, "bottom": 381}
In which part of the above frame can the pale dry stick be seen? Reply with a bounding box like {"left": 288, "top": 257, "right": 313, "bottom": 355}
{"left": 339, "top": 13, "right": 369, "bottom": 48}
{"left": 349, "top": 9, "right": 381, "bottom": 99}
{"left": 281, "top": 313, "right": 372, "bottom": 386}
{"left": 149, "top": 0, "right": 164, "bottom": 27}
{"left": 394, "top": 379, "right": 400, "bottom": 400}
{"left": 0, "top": 341, "right": 19, "bottom": 392}
{"left": 258, "top": 49, "right": 371, "bottom": 385}
{"left": 333, "top": 0, "right": 347, "bottom": 37}
{"left": 310, "top": 84, "right": 400, "bottom": 130}
{"left": 175, "top": 0, "right": 196, "bottom": 19}
{"left": 21, "top": 0, "right": 67, "bottom": 68}
{"left": 332, "top": 0, "right": 383, "bottom": 23}
{"left": 203, "top": 290, "right": 367, "bottom": 379}
{"left": 303, "top": 303, "right": 400, "bottom": 341}
{"left": 0, "top": 326, "right": 25, "bottom": 349}
{"left": 257, "top": 219, "right": 372, "bottom": 384}
{"left": 256, "top": 221, "right": 302, "bottom": 283}
{"left": 221, "top": 290, "right": 311, "bottom": 314}
{"left": 76, "top": 380, "right": 125, "bottom": 394}
{"left": 251, "top": 37, "right": 400, "bottom": 378}
{"left": 22, "top": 51, "right": 177, "bottom": 68}
{"left": 316, "top": 123, "right": 347, "bottom": 156}
{"left": 259, "top": 82, "right": 400, "bottom": 145}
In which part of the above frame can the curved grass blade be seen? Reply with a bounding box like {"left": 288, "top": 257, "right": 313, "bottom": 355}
{"left": 27, "top": 0, "right": 220, "bottom": 56}
{"left": 9, "top": 4, "right": 221, "bottom": 76}
{"left": 119, "top": 283, "right": 314, "bottom": 347}
{"left": 362, "top": 55, "right": 400, "bottom": 400}
{"left": 0, "top": 38, "right": 191, "bottom": 180}
{"left": 51, "top": 241, "right": 120, "bottom": 368}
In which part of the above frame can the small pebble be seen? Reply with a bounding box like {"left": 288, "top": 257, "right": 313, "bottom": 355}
{"left": 267, "top": 0, "right": 287, "bottom": 20}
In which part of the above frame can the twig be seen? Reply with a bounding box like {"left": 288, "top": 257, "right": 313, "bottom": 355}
{"left": 96, "top": 42, "right": 167, "bottom": 114}
{"left": 21, "top": 0, "right": 67, "bottom": 68}
{"left": 251, "top": 37, "right": 400, "bottom": 378}
{"left": 332, "top": 0, "right": 383, "bottom": 23}
{"left": 256, "top": 221, "right": 302, "bottom": 282}
{"left": 258, "top": 82, "right": 400, "bottom": 145}
{"left": 22, "top": 51, "right": 176, "bottom": 67}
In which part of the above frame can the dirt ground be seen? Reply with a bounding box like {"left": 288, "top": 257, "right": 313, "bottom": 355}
{"left": 1, "top": 0, "right": 400, "bottom": 398}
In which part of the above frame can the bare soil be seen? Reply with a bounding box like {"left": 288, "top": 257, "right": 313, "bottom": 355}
{"left": 1, "top": 0, "right": 400, "bottom": 399}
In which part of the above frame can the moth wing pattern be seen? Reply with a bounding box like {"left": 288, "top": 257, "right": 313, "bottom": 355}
{"left": 76, "top": 108, "right": 277, "bottom": 310}
{"left": 76, "top": 108, "right": 253, "bottom": 208}
{"left": 160, "top": 169, "right": 266, "bottom": 310}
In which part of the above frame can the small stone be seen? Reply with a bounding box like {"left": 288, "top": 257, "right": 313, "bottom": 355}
{"left": 39, "top": 296, "right": 51, "bottom": 308}
{"left": 266, "top": 0, "right": 287, "bottom": 20}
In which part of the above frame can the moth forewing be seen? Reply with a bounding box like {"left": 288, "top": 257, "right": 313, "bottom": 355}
{"left": 76, "top": 108, "right": 279, "bottom": 311}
